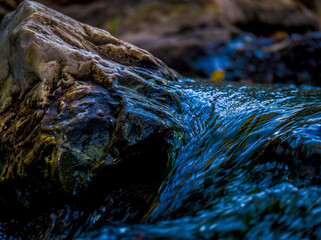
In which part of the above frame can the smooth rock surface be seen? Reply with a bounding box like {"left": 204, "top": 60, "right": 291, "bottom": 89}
{"left": 0, "top": 0, "right": 181, "bottom": 212}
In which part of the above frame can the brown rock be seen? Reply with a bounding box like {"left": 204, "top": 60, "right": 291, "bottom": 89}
{"left": 0, "top": 0, "right": 182, "bottom": 212}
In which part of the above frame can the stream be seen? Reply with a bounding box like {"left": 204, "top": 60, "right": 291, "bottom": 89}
{"left": 1, "top": 78, "right": 321, "bottom": 239}
{"left": 81, "top": 79, "right": 321, "bottom": 239}
{"left": 1, "top": 1, "right": 321, "bottom": 239}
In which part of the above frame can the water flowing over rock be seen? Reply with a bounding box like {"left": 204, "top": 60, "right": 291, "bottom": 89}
{"left": 83, "top": 80, "right": 321, "bottom": 240}
{"left": 2, "top": 1, "right": 321, "bottom": 239}
{"left": 0, "top": 0, "right": 182, "bottom": 217}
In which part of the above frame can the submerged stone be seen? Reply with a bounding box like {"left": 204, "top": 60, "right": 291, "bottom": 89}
{"left": 0, "top": 0, "right": 181, "bottom": 213}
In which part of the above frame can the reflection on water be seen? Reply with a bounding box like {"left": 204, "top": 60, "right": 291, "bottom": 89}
{"left": 82, "top": 79, "right": 321, "bottom": 239}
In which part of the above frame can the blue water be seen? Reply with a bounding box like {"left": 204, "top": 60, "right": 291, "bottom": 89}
{"left": 80, "top": 79, "right": 321, "bottom": 239}
{"left": 2, "top": 78, "right": 319, "bottom": 239}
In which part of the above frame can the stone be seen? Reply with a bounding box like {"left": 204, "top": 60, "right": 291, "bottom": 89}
{"left": 0, "top": 0, "right": 182, "bottom": 212}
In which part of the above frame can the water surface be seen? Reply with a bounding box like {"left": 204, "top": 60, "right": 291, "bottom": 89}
{"left": 82, "top": 79, "right": 321, "bottom": 239}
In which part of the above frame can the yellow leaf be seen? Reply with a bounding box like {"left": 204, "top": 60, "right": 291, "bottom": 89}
{"left": 210, "top": 70, "right": 225, "bottom": 82}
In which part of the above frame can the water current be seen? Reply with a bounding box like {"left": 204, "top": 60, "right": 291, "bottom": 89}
{"left": 80, "top": 79, "right": 321, "bottom": 239}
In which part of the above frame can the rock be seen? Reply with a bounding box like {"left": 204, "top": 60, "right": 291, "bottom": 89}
{"left": 33, "top": 0, "right": 320, "bottom": 77}
{"left": 0, "top": 0, "right": 182, "bottom": 213}
{"left": 195, "top": 32, "right": 321, "bottom": 85}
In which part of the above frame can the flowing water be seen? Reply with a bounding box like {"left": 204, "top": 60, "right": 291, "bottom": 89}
{"left": 80, "top": 79, "right": 321, "bottom": 239}
{"left": 2, "top": 78, "right": 321, "bottom": 239}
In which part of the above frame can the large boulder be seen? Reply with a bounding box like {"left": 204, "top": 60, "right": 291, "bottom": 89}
{"left": 0, "top": 0, "right": 182, "bottom": 213}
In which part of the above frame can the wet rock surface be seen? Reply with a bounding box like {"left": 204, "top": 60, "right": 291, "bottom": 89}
{"left": 0, "top": 0, "right": 182, "bottom": 232}
{"left": 196, "top": 32, "right": 321, "bottom": 86}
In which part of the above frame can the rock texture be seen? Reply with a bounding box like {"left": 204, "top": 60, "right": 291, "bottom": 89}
{"left": 0, "top": 0, "right": 181, "bottom": 212}
{"left": 34, "top": 0, "right": 320, "bottom": 76}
